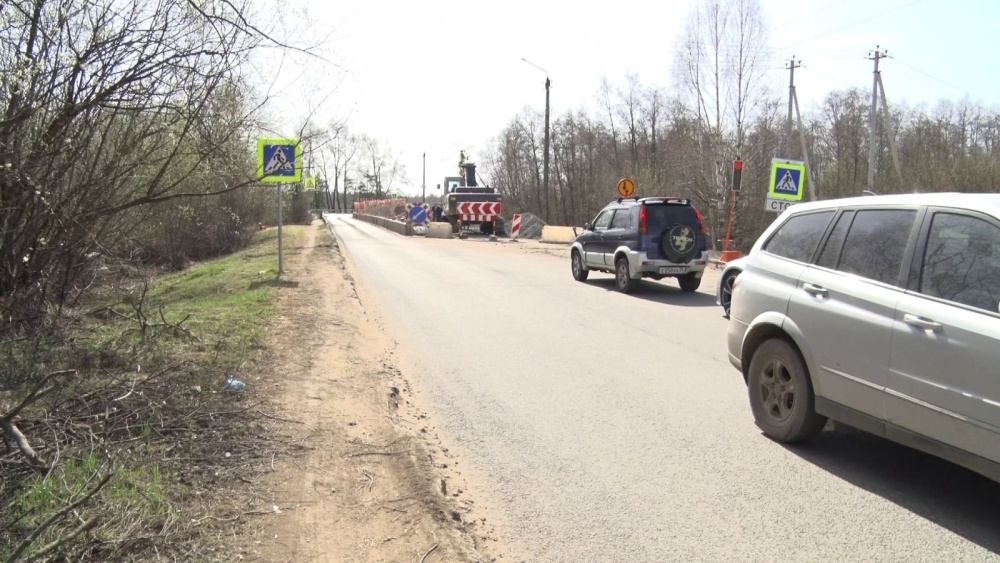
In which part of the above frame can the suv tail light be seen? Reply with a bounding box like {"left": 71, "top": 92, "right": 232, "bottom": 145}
{"left": 639, "top": 206, "right": 647, "bottom": 235}
{"left": 694, "top": 208, "right": 707, "bottom": 235}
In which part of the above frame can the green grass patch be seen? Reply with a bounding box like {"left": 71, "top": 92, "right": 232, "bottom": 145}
{"left": 8, "top": 455, "right": 168, "bottom": 561}
{"left": 144, "top": 226, "right": 308, "bottom": 382}
{"left": 148, "top": 227, "right": 306, "bottom": 338}
{"left": 15, "top": 455, "right": 167, "bottom": 528}
{"left": 72, "top": 227, "right": 310, "bottom": 379}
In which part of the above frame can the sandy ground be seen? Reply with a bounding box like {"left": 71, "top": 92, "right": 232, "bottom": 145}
{"left": 243, "top": 220, "right": 504, "bottom": 562}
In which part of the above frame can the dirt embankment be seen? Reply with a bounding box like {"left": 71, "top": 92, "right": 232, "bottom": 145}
{"left": 240, "top": 220, "right": 505, "bottom": 562}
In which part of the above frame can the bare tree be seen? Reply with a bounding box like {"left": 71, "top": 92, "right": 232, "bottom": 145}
{"left": 320, "top": 123, "right": 358, "bottom": 210}
{"left": 672, "top": 0, "right": 772, "bottom": 248}
{"left": 355, "top": 135, "right": 405, "bottom": 198}
{"left": 0, "top": 0, "right": 296, "bottom": 316}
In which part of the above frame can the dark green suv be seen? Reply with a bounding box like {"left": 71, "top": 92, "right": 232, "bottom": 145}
{"left": 570, "top": 197, "right": 709, "bottom": 293}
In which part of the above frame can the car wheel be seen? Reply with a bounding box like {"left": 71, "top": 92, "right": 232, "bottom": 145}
{"left": 747, "top": 338, "right": 826, "bottom": 443}
{"left": 678, "top": 273, "right": 701, "bottom": 292}
{"left": 720, "top": 270, "right": 738, "bottom": 317}
{"left": 571, "top": 250, "right": 589, "bottom": 281}
{"left": 615, "top": 257, "right": 636, "bottom": 294}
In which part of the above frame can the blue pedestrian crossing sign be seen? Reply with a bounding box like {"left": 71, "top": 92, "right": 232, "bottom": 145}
{"left": 257, "top": 139, "right": 301, "bottom": 184}
{"left": 768, "top": 158, "right": 806, "bottom": 201}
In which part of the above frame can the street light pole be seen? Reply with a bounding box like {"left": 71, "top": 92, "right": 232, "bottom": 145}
{"left": 522, "top": 58, "right": 550, "bottom": 221}
{"left": 422, "top": 152, "right": 426, "bottom": 202}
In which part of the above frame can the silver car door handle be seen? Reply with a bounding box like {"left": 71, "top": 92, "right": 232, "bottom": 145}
{"left": 803, "top": 283, "right": 828, "bottom": 298}
{"left": 903, "top": 314, "right": 943, "bottom": 333}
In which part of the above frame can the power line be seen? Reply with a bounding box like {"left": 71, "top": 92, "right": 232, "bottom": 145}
{"left": 778, "top": 0, "right": 926, "bottom": 50}
{"left": 803, "top": 66, "right": 862, "bottom": 89}
{"left": 889, "top": 56, "right": 970, "bottom": 96}
{"left": 773, "top": 0, "right": 850, "bottom": 31}
{"left": 886, "top": 64, "right": 957, "bottom": 98}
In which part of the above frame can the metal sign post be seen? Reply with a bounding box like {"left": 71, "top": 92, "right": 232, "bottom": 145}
{"left": 721, "top": 159, "right": 743, "bottom": 262}
{"left": 276, "top": 185, "right": 284, "bottom": 275}
{"left": 257, "top": 138, "right": 301, "bottom": 277}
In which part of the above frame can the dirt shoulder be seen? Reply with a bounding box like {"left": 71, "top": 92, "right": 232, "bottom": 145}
{"left": 241, "top": 220, "right": 503, "bottom": 562}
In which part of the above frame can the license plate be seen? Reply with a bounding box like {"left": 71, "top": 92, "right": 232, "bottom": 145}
{"left": 659, "top": 266, "right": 685, "bottom": 274}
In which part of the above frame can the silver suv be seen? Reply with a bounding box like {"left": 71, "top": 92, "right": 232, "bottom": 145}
{"left": 728, "top": 193, "right": 1000, "bottom": 482}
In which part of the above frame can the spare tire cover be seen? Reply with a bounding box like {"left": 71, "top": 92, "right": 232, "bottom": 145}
{"left": 661, "top": 224, "right": 698, "bottom": 263}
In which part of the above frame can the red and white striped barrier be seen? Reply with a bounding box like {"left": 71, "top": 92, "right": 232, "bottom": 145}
{"left": 455, "top": 201, "right": 502, "bottom": 222}
{"left": 510, "top": 214, "right": 521, "bottom": 240}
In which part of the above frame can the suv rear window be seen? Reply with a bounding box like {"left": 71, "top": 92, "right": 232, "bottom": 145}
{"left": 645, "top": 204, "right": 698, "bottom": 232}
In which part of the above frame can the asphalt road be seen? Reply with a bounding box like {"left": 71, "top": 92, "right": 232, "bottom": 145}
{"left": 327, "top": 215, "right": 1000, "bottom": 563}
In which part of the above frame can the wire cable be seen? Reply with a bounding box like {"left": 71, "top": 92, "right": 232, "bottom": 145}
{"left": 773, "top": 0, "right": 850, "bottom": 31}
{"left": 803, "top": 66, "right": 864, "bottom": 90}
{"left": 889, "top": 56, "right": 970, "bottom": 96}
{"left": 778, "top": 0, "right": 926, "bottom": 50}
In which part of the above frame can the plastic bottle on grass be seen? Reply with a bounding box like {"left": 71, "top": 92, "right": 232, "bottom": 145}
{"left": 225, "top": 378, "right": 246, "bottom": 391}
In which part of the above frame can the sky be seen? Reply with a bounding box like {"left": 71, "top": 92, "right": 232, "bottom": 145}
{"left": 257, "top": 0, "right": 1000, "bottom": 197}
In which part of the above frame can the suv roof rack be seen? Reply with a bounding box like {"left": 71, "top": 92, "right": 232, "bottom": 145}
{"left": 613, "top": 196, "right": 692, "bottom": 205}
{"left": 642, "top": 196, "right": 690, "bottom": 205}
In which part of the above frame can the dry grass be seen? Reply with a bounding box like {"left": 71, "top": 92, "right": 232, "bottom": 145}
{"left": 0, "top": 226, "right": 309, "bottom": 562}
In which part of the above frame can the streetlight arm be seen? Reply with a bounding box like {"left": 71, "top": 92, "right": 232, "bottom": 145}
{"left": 520, "top": 57, "right": 551, "bottom": 221}
{"left": 521, "top": 57, "right": 549, "bottom": 78}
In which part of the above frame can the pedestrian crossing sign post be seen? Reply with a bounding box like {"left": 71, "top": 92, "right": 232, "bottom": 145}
{"left": 256, "top": 138, "right": 301, "bottom": 277}
{"left": 257, "top": 139, "right": 302, "bottom": 184}
{"left": 766, "top": 158, "right": 807, "bottom": 213}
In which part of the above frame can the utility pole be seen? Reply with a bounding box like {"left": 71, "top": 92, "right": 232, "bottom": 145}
{"left": 543, "top": 76, "right": 550, "bottom": 221}
{"left": 781, "top": 57, "right": 818, "bottom": 200}
{"left": 877, "top": 73, "right": 903, "bottom": 184}
{"left": 421, "top": 152, "right": 426, "bottom": 202}
{"left": 522, "top": 58, "right": 550, "bottom": 221}
{"left": 866, "top": 46, "right": 887, "bottom": 193}
{"left": 792, "top": 89, "right": 818, "bottom": 201}
{"left": 785, "top": 57, "right": 801, "bottom": 156}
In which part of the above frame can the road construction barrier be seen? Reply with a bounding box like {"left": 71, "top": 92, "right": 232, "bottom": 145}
{"left": 456, "top": 201, "right": 502, "bottom": 222}
{"left": 540, "top": 225, "right": 579, "bottom": 244}
{"left": 353, "top": 213, "right": 413, "bottom": 236}
{"left": 426, "top": 222, "right": 453, "bottom": 239}
{"left": 510, "top": 214, "right": 521, "bottom": 240}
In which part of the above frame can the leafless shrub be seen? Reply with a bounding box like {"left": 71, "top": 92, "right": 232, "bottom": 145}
{"left": 0, "top": 0, "right": 275, "bottom": 320}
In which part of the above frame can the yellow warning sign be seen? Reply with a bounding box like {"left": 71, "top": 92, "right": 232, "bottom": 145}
{"left": 617, "top": 178, "right": 636, "bottom": 198}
